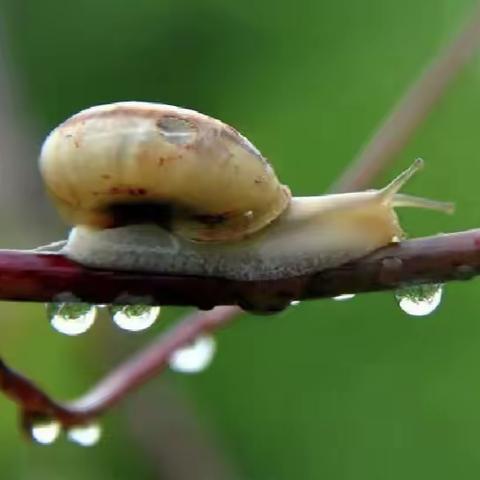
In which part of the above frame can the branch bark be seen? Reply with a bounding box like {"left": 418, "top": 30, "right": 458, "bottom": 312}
{"left": 329, "top": 2, "right": 480, "bottom": 192}
{"left": 0, "top": 229, "right": 479, "bottom": 312}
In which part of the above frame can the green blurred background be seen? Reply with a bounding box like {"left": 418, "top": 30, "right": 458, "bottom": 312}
{"left": 0, "top": 0, "right": 479, "bottom": 478}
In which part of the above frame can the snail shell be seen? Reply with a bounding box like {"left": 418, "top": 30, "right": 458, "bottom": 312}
{"left": 40, "top": 102, "right": 290, "bottom": 242}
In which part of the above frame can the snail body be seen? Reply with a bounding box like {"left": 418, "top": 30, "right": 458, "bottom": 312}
{"left": 40, "top": 102, "right": 453, "bottom": 281}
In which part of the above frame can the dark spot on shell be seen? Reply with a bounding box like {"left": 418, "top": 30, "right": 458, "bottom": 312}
{"left": 108, "top": 186, "right": 147, "bottom": 196}
{"left": 64, "top": 134, "right": 80, "bottom": 149}
{"left": 101, "top": 174, "right": 111, "bottom": 180}
{"left": 128, "top": 188, "right": 147, "bottom": 196}
{"left": 156, "top": 116, "right": 197, "bottom": 145}
{"left": 192, "top": 213, "right": 229, "bottom": 225}
{"left": 106, "top": 202, "right": 174, "bottom": 229}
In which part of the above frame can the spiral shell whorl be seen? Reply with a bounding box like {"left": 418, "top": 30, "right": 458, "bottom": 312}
{"left": 40, "top": 102, "right": 290, "bottom": 242}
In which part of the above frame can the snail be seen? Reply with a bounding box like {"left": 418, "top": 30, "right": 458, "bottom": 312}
{"left": 39, "top": 101, "right": 453, "bottom": 281}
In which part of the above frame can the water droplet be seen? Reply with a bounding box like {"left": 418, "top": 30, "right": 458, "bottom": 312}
{"left": 31, "top": 419, "right": 61, "bottom": 445}
{"left": 290, "top": 300, "right": 301, "bottom": 306}
{"left": 67, "top": 423, "right": 102, "bottom": 447}
{"left": 395, "top": 283, "right": 443, "bottom": 317}
{"left": 110, "top": 305, "right": 160, "bottom": 332}
{"left": 47, "top": 303, "right": 98, "bottom": 336}
{"left": 169, "top": 335, "right": 216, "bottom": 374}
{"left": 333, "top": 293, "right": 356, "bottom": 301}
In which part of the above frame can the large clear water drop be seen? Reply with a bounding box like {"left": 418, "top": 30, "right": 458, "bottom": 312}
{"left": 47, "top": 303, "right": 98, "bottom": 336}
{"left": 395, "top": 283, "right": 443, "bottom": 317}
{"left": 67, "top": 423, "right": 102, "bottom": 447}
{"left": 31, "top": 419, "right": 61, "bottom": 445}
{"left": 110, "top": 305, "right": 160, "bottom": 332}
{"left": 168, "top": 335, "right": 216, "bottom": 374}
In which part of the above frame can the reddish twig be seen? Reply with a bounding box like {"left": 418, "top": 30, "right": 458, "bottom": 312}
{"left": 0, "top": 229, "right": 479, "bottom": 312}
{"left": 329, "top": 2, "right": 480, "bottom": 192}
{"left": 0, "top": 306, "right": 241, "bottom": 432}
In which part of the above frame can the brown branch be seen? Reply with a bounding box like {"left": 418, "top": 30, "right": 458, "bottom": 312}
{"left": 329, "top": 2, "right": 480, "bottom": 193}
{"left": 0, "top": 229, "right": 479, "bottom": 312}
{"left": 0, "top": 306, "right": 241, "bottom": 433}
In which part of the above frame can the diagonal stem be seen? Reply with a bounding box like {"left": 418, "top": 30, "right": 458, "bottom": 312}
{"left": 329, "top": 2, "right": 480, "bottom": 193}
{"left": 0, "top": 307, "right": 241, "bottom": 429}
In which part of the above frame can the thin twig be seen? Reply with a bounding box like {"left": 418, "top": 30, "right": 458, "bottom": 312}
{"left": 329, "top": 2, "right": 480, "bottom": 192}
{"left": 0, "top": 306, "right": 241, "bottom": 431}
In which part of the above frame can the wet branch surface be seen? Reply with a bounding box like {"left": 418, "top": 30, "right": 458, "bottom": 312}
{"left": 0, "top": 229, "right": 479, "bottom": 311}
{"left": 1, "top": 228, "right": 480, "bottom": 430}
